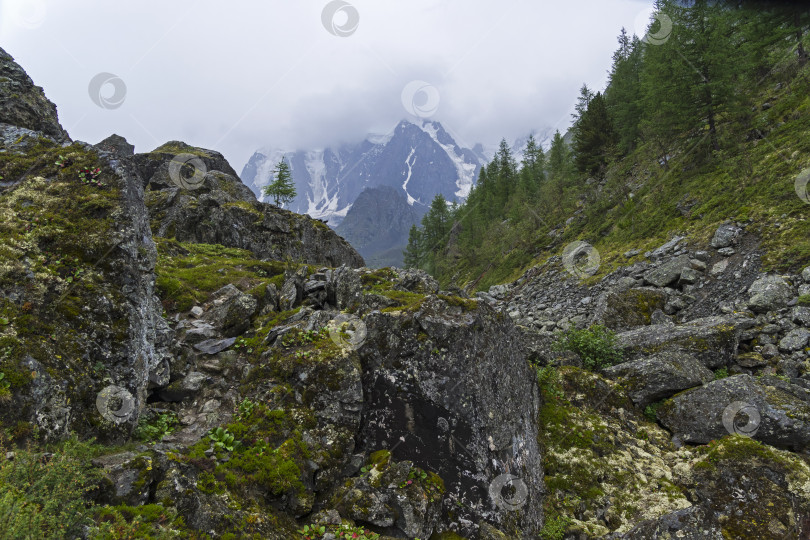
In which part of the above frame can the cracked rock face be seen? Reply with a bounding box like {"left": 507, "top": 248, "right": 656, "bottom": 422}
{"left": 356, "top": 297, "right": 543, "bottom": 538}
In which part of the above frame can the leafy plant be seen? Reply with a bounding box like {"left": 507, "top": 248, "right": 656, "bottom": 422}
{"left": 134, "top": 412, "right": 178, "bottom": 442}
{"left": 553, "top": 325, "right": 623, "bottom": 370}
{"left": 298, "top": 524, "right": 326, "bottom": 539}
{"left": 78, "top": 167, "right": 104, "bottom": 187}
{"left": 298, "top": 522, "right": 380, "bottom": 540}
{"left": 209, "top": 427, "right": 236, "bottom": 452}
{"left": 537, "top": 366, "right": 564, "bottom": 400}
{"left": 714, "top": 367, "right": 729, "bottom": 380}
{"left": 237, "top": 398, "right": 255, "bottom": 419}
{"left": 0, "top": 372, "right": 11, "bottom": 401}
{"left": 644, "top": 401, "right": 663, "bottom": 423}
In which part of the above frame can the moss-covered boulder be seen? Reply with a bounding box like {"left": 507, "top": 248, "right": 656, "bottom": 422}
{"left": 658, "top": 374, "right": 810, "bottom": 451}
{"left": 604, "top": 350, "right": 714, "bottom": 407}
{"left": 0, "top": 141, "right": 169, "bottom": 442}
{"left": 616, "top": 315, "right": 751, "bottom": 369}
{"left": 621, "top": 436, "right": 810, "bottom": 539}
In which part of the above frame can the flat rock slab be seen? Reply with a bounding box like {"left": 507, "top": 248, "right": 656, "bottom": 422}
{"left": 617, "top": 315, "right": 752, "bottom": 369}
{"left": 194, "top": 337, "right": 236, "bottom": 355}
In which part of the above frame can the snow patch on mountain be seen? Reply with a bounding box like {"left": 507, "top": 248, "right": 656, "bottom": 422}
{"left": 402, "top": 147, "right": 418, "bottom": 206}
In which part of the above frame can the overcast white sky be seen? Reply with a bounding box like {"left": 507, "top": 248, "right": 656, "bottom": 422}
{"left": 1, "top": 0, "right": 655, "bottom": 172}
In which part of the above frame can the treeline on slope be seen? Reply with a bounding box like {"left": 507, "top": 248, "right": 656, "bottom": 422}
{"left": 404, "top": 0, "right": 810, "bottom": 289}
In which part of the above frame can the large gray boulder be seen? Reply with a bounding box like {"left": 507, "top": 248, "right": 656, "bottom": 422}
{"left": 591, "top": 287, "right": 667, "bottom": 331}
{"left": 710, "top": 222, "right": 742, "bottom": 249}
{"left": 747, "top": 274, "right": 793, "bottom": 313}
{"left": 357, "top": 297, "right": 543, "bottom": 538}
{"left": 658, "top": 374, "right": 810, "bottom": 451}
{"left": 604, "top": 351, "right": 713, "bottom": 407}
{"left": 616, "top": 315, "right": 751, "bottom": 369}
{"left": 643, "top": 255, "right": 692, "bottom": 287}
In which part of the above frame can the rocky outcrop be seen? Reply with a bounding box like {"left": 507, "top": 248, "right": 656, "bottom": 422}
{"left": 133, "top": 141, "right": 364, "bottom": 268}
{"left": 0, "top": 52, "right": 169, "bottom": 441}
{"left": 0, "top": 46, "right": 68, "bottom": 140}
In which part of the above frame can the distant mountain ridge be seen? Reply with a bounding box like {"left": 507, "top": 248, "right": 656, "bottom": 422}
{"left": 335, "top": 185, "right": 425, "bottom": 268}
{"left": 240, "top": 119, "right": 487, "bottom": 226}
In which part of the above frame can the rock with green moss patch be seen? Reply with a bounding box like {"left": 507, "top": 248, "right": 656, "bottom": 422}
{"left": 0, "top": 47, "right": 68, "bottom": 140}
{"left": 592, "top": 287, "right": 668, "bottom": 331}
{"left": 658, "top": 374, "right": 810, "bottom": 451}
{"left": 617, "top": 315, "right": 752, "bottom": 369}
{"left": 604, "top": 350, "right": 713, "bottom": 407}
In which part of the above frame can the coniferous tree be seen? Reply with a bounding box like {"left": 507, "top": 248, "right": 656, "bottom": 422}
{"left": 573, "top": 92, "right": 616, "bottom": 176}
{"left": 263, "top": 157, "right": 297, "bottom": 207}
{"left": 605, "top": 29, "right": 643, "bottom": 155}
{"left": 403, "top": 224, "right": 424, "bottom": 269}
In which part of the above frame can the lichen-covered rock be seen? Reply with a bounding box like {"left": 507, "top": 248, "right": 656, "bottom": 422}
{"left": 201, "top": 284, "right": 258, "bottom": 337}
{"left": 620, "top": 436, "right": 810, "bottom": 539}
{"left": 747, "top": 274, "right": 794, "bottom": 313}
{"left": 0, "top": 140, "right": 169, "bottom": 441}
{"left": 604, "top": 351, "right": 713, "bottom": 407}
{"left": 133, "top": 141, "right": 364, "bottom": 268}
{"left": 592, "top": 287, "right": 668, "bottom": 331}
{"left": 658, "top": 375, "right": 810, "bottom": 451}
{"left": 617, "top": 315, "right": 750, "bottom": 369}
{"left": 643, "top": 255, "right": 691, "bottom": 287}
{"left": 356, "top": 296, "right": 543, "bottom": 538}
{"left": 0, "top": 47, "right": 68, "bottom": 140}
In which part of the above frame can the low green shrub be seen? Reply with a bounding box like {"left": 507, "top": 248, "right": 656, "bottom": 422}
{"left": 553, "top": 325, "right": 623, "bottom": 370}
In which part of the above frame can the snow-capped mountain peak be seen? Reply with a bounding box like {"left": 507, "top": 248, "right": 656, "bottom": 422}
{"left": 241, "top": 119, "right": 486, "bottom": 225}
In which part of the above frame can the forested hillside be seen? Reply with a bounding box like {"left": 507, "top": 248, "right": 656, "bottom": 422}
{"left": 405, "top": 1, "right": 810, "bottom": 289}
